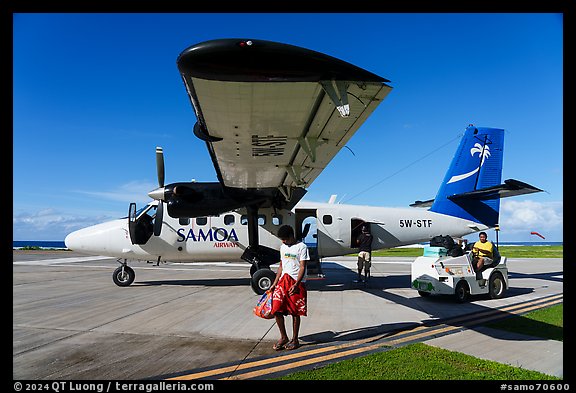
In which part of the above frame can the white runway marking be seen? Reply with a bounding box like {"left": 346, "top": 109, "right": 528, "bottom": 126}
{"left": 13, "top": 256, "right": 113, "bottom": 265}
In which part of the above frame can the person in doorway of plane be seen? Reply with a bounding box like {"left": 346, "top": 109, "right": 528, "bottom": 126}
{"left": 355, "top": 224, "right": 373, "bottom": 283}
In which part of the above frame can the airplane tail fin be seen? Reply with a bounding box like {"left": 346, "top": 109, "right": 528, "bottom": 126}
{"left": 413, "top": 125, "right": 542, "bottom": 228}
{"left": 429, "top": 126, "right": 505, "bottom": 227}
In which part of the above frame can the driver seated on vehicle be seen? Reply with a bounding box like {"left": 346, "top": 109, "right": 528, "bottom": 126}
{"left": 472, "top": 232, "right": 494, "bottom": 276}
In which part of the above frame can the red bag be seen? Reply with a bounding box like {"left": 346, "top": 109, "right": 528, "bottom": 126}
{"left": 253, "top": 291, "right": 274, "bottom": 319}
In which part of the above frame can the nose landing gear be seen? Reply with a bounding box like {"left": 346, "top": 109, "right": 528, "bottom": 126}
{"left": 113, "top": 259, "right": 135, "bottom": 287}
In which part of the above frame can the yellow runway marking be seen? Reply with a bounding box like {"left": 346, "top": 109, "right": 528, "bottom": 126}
{"left": 167, "top": 337, "right": 379, "bottom": 380}
{"left": 227, "top": 342, "right": 385, "bottom": 380}
{"left": 167, "top": 294, "right": 562, "bottom": 380}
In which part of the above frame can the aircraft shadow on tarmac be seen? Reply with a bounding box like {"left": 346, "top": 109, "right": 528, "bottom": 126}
{"left": 134, "top": 277, "right": 251, "bottom": 287}
{"left": 509, "top": 271, "right": 563, "bottom": 284}
{"left": 300, "top": 321, "right": 419, "bottom": 345}
{"left": 130, "top": 261, "right": 561, "bottom": 345}
{"left": 302, "top": 262, "right": 563, "bottom": 345}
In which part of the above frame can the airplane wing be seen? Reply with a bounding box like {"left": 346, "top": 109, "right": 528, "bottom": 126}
{"left": 177, "top": 39, "right": 392, "bottom": 195}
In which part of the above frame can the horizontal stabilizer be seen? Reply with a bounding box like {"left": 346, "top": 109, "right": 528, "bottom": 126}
{"left": 410, "top": 198, "right": 434, "bottom": 208}
{"left": 447, "top": 179, "right": 543, "bottom": 201}
{"left": 410, "top": 179, "right": 542, "bottom": 208}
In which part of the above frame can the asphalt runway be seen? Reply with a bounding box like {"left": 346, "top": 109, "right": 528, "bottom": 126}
{"left": 13, "top": 250, "right": 563, "bottom": 380}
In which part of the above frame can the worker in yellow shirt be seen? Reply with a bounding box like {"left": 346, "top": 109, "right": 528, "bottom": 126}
{"left": 472, "top": 231, "right": 494, "bottom": 274}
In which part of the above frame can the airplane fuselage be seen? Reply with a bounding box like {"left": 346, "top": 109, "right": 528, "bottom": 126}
{"left": 65, "top": 200, "right": 487, "bottom": 263}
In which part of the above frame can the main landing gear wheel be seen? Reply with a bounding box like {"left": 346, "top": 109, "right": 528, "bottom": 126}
{"left": 113, "top": 266, "right": 135, "bottom": 287}
{"left": 251, "top": 269, "right": 275, "bottom": 295}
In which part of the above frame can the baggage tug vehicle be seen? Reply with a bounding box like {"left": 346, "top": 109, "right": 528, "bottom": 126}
{"left": 411, "top": 246, "right": 508, "bottom": 302}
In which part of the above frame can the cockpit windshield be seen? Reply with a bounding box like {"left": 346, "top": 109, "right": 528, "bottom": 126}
{"left": 136, "top": 204, "right": 157, "bottom": 220}
{"left": 121, "top": 203, "right": 158, "bottom": 219}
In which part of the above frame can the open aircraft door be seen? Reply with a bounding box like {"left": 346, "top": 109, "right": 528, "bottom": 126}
{"left": 127, "top": 202, "right": 155, "bottom": 245}
{"left": 350, "top": 218, "right": 368, "bottom": 248}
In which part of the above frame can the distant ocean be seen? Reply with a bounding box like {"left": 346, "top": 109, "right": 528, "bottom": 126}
{"left": 13, "top": 240, "right": 67, "bottom": 249}
{"left": 14, "top": 240, "right": 563, "bottom": 250}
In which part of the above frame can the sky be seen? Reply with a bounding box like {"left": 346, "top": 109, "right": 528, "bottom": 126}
{"left": 12, "top": 13, "right": 563, "bottom": 242}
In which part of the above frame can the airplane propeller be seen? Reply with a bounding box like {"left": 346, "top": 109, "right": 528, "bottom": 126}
{"left": 156, "top": 146, "right": 165, "bottom": 189}
{"left": 146, "top": 146, "right": 237, "bottom": 224}
{"left": 153, "top": 146, "right": 165, "bottom": 236}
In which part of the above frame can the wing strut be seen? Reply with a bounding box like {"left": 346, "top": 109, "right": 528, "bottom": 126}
{"left": 246, "top": 205, "right": 259, "bottom": 250}
{"left": 240, "top": 204, "right": 280, "bottom": 271}
{"left": 320, "top": 80, "right": 350, "bottom": 117}
{"left": 298, "top": 136, "right": 329, "bottom": 163}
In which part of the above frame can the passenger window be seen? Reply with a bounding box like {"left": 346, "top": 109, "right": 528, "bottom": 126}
{"left": 179, "top": 218, "right": 190, "bottom": 225}
{"left": 224, "top": 214, "right": 235, "bottom": 226}
{"left": 240, "top": 215, "right": 266, "bottom": 225}
{"left": 272, "top": 214, "right": 283, "bottom": 225}
{"left": 196, "top": 217, "right": 208, "bottom": 226}
{"left": 323, "top": 215, "right": 333, "bottom": 225}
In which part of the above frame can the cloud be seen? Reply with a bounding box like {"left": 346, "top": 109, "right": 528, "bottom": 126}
{"left": 499, "top": 199, "right": 563, "bottom": 240}
{"left": 13, "top": 181, "right": 160, "bottom": 240}
{"left": 13, "top": 209, "right": 116, "bottom": 241}
{"left": 75, "top": 180, "right": 156, "bottom": 204}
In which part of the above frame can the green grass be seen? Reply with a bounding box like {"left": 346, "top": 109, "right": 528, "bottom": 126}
{"left": 371, "top": 248, "right": 424, "bottom": 257}
{"left": 15, "top": 246, "right": 70, "bottom": 251}
{"left": 277, "top": 304, "right": 563, "bottom": 380}
{"left": 278, "top": 343, "right": 559, "bottom": 380}
{"left": 18, "top": 246, "right": 44, "bottom": 250}
{"left": 370, "top": 245, "right": 562, "bottom": 258}
{"left": 498, "top": 245, "right": 563, "bottom": 258}
{"left": 487, "top": 303, "right": 563, "bottom": 341}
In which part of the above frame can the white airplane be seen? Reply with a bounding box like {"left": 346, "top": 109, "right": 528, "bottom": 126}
{"left": 64, "top": 39, "right": 542, "bottom": 294}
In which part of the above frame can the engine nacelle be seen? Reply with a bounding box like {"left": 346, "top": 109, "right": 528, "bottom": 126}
{"left": 164, "top": 182, "right": 247, "bottom": 218}
{"left": 148, "top": 181, "right": 308, "bottom": 219}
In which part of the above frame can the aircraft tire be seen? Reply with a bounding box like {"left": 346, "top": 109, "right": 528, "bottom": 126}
{"left": 488, "top": 272, "right": 506, "bottom": 299}
{"left": 454, "top": 280, "right": 470, "bottom": 303}
{"left": 251, "top": 268, "right": 275, "bottom": 295}
{"left": 113, "top": 266, "right": 135, "bottom": 287}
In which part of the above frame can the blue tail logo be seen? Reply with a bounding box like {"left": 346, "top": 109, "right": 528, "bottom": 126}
{"left": 447, "top": 142, "right": 491, "bottom": 184}
{"left": 430, "top": 126, "right": 504, "bottom": 227}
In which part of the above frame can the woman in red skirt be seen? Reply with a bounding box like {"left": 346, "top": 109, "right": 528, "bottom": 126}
{"left": 269, "top": 225, "right": 309, "bottom": 350}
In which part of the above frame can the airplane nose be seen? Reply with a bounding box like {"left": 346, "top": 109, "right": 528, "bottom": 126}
{"left": 63, "top": 219, "right": 127, "bottom": 255}
{"left": 64, "top": 227, "right": 93, "bottom": 251}
{"left": 64, "top": 230, "right": 80, "bottom": 251}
